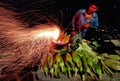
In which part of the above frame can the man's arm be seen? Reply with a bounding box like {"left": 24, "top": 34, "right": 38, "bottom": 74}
{"left": 94, "top": 14, "right": 99, "bottom": 30}
{"left": 71, "top": 12, "right": 77, "bottom": 30}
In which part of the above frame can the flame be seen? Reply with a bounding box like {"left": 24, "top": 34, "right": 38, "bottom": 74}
{"left": 52, "top": 33, "right": 70, "bottom": 45}
{"left": 34, "top": 25, "right": 60, "bottom": 41}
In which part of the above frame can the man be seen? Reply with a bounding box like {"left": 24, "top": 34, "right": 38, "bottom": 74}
{"left": 71, "top": 2, "right": 99, "bottom": 39}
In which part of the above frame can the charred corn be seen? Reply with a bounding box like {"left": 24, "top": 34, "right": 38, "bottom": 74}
{"left": 53, "top": 53, "right": 62, "bottom": 64}
{"left": 72, "top": 51, "right": 82, "bottom": 68}
{"left": 65, "top": 53, "right": 74, "bottom": 67}
{"left": 47, "top": 53, "right": 53, "bottom": 67}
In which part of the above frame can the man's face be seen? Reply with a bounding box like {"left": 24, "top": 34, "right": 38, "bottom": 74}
{"left": 87, "top": 4, "right": 99, "bottom": 14}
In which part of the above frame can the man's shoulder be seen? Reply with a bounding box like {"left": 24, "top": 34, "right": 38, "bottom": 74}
{"left": 77, "top": 9, "right": 86, "bottom": 14}
{"left": 93, "top": 12, "right": 98, "bottom": 17}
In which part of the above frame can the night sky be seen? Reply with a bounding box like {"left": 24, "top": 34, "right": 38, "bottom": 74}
{"left": 0, "top": 0, "right": 120, "bottom": 27}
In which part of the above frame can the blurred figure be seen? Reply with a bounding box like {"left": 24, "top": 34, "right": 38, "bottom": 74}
{"left": 71, "top": 1, "right": 99, "bottom": 39}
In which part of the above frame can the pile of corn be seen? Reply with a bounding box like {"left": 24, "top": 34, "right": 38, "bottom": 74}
{"left": 40, "top": 34, "right": 120, "bottom": 81}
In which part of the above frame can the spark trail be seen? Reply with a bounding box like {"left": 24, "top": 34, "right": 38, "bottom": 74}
{"left": 0, "top": 7, "right": 60, "bottom": 80}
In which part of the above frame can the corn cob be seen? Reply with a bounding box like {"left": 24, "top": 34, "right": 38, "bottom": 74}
{"left": 81, "top": 57, "right": 93, "bottom": 76}
{"left": 87, "top": 57, "right": 95, "bottom": 72}
{"left": 101, "top": 60, "right": 114, "bottom": 77}
{"left": 76, "top": 43, "right": 96, "bottom": 57}
{"left": 53, "top": 63, "right": 59, "bottom": 77}
{"left": 72, "top": 51, "right": 82, "bottom": 68}
{"left": 53, "top": 53, "right": 62, "bottom": 64}
{"left": 59, "top": 60, "right": 66, "bottom": 73}
{"left": 64, "top": 53, "right": 74, "bottom": 67}
{"left": 47, "top": 53, "right": 53, "bottom": 67}
{"left": 105, "top": 67, "right": 114, "bottom": 78}
{"left": 50, "top": 67, "right": 54, "bottom": 77}
{"left": 81, "top": 41, "right": 92, "bottom": 51}
{"left": 104, "top": 59, "right": 120, "bottom": 70}
{"left": 93, "top": 62, "right": 102, "bottom": 79}
{"left": 84, "top": 50, "right": 90, "bottom": 58}
{"left": 75, "top": 50, "right": 84, "bottom": 57}
{"left": 65, "top": 62, "right": 71, "bottom": 78}
{"left": 102, "top": 54, "right": 120, "bottom": 61}
{"left": 79, "top": 65, "right": 83, "bottom": 73}
{"left": 43, "top": 65, "right": 49, "bottom": 77}
{"left": 82, "top": 73, "right": 85, "bottom": 81}
{"left": 73, "top": 67, "right": 79, "bottom": 77}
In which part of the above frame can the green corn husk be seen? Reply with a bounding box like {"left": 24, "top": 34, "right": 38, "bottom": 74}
{"left": 72, "top": 51, "right": 82, "bottom": 68}
{"left": 79, "top": 63, "right": 84, "bottom": 72}
{"left": 53, "top": 53, "right": 62, "bottom": 64}
{"left": 75, "top": 50, "right": 84, "bottom": 57}
{"left": 47, "top": 53, "right": 53, "bottom": 67}
{"left": 82, "top": 73, "right": 86, "bottom": 81}
{"left": 102, "top": 54, "right": 120, "bottom": 61}
{"left": 59, "top": 60, "right": 66, "bottom": 73}
{"left": 93, "top": 62, "right": 102, "bottom": 79}
{"left": 91, "top": 41, "right": 100, "bottom": 48}
{"left": 101, "top": 60, "right": 114, "bottom": 77}
{"left": 104, "top": 66, "right": 115, "bottom": 78}
{"left": 87, "top": 58, "right": 95, "bottom": 72}
{"left": 53, "top": 63, "right": 59, "bottom": 77}
{"left": 50, "top": 67, "right": 54, "bottom": 77}
{"left": 42, "top": 33, "right": 120, "bottom": 80}
{"left": 65, "top": 53, "right": 74, "bottom": 67}
{"left": 43, "top": 65, "right": 49, "bottom": 77}
{"left": 76, "top": 42, "right": 97, "bottom": 57}
{"left": 65, "top": 62, "right": 71, "bottom": 78}
{"left": 73, "top": 67, "right": 79, "bottom": 77}
{"left": 81, "top": 57, "right": 93, "bottom": 76}
{"left": 104, "top": 59, "right": 120, "bottom": 71}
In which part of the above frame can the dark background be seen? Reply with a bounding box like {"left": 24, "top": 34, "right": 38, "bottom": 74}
{"left": 0, "top": 0, "right": 120, "bottom": 27}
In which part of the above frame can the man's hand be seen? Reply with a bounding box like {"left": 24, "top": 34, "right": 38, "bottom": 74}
{"left": 83, "top": 23, "right": 91, "bottom": 28}
{"left": 71, "top": 28, "right": 76, "bottom": 36}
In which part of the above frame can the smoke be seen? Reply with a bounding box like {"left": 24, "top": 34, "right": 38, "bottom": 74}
{"left": 0, "top": 7, "right": 60, "bottom": 80}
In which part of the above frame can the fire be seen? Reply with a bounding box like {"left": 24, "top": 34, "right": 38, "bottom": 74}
{"left": 53, "top": 33, "right": 70, "bottom": 45}
{"left": 34, "top": 25, "right": 60, "bottom": 42}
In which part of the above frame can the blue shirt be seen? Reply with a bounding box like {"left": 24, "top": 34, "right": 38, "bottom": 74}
{"left": 72, "top": 9, "right": 99, "bottom": 30}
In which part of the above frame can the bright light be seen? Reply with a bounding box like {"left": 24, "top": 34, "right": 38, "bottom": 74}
{"left": 34, "top": 25, "right": 60, "bottom": 41}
